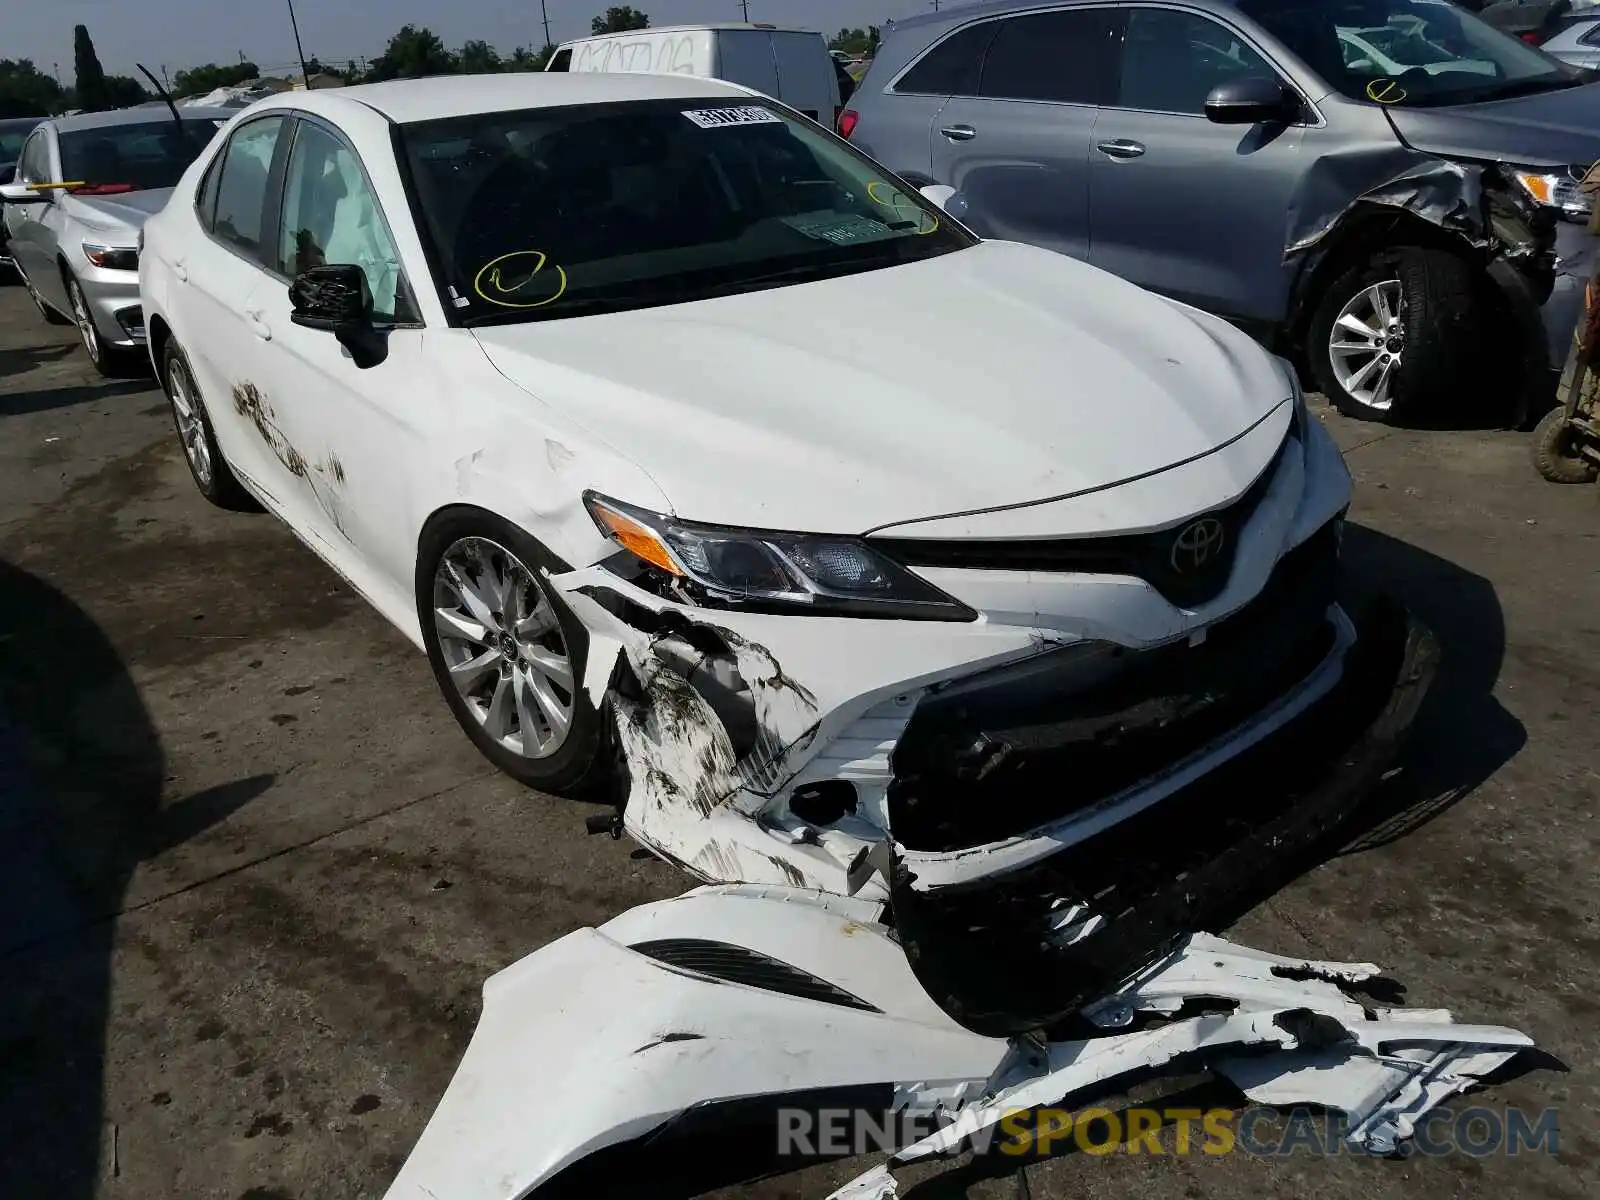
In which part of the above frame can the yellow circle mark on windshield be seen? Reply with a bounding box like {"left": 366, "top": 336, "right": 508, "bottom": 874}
{"left": 473, "top": 250, "right": 569, "bottom": 309}
{"left": 1365, "top": 79, "right": 1407, "bottom": 105}
{"left": 865, "top": 180, "right": 940, "bottom": 235}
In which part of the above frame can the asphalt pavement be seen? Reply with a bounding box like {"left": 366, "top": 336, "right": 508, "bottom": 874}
{"left": 1, "top": 282, "right": 1596, "bottom": 1199}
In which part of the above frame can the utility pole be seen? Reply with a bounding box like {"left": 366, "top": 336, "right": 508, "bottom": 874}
{"left": 740, "top": 1, "right": 750, "bottom": 20}
{"left": 540, "top": 0, "right": 553, "bottom": 48}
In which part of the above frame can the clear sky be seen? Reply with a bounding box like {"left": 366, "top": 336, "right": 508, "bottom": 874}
{"left": 11, "top": 1, "right": 951, "bottom": 81}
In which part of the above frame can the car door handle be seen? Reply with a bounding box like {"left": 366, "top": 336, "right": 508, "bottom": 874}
{"left": 172, "top": 261, "right": 188, "bottom": 282}
{"left": 1096, "top": 139, "right": 1146, "bottom": 159}
{"left": 245, "top": 308, "right": 271, "bottom": 341}
{"left": 939, "top": 123, "right": 977, "bottom": 142}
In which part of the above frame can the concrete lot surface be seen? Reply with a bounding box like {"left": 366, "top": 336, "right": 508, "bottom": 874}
{"left": 2, "top": 283, "right": 1597, "bottom": 1199}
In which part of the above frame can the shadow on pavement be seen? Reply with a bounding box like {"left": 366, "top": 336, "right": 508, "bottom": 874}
{"left": 0, "top": 341, "right": 77, "bottom": 380}
{"left": 0, "top": 376, "right": 153, "bottom": 418}
{"left": 0, "top": 560, "right": 271, "bottom": 1197}
{"left": 1334, "top": 522, "right": 1525, "bottom": 854}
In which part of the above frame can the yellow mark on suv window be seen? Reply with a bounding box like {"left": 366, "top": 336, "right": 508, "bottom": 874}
{"left": 1365, "top": 79, "right": 1406, "bottom": 104}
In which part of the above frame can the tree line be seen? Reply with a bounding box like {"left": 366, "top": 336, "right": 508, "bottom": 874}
{"left": 0, "top": 7, "right": 885, "bottom": 117}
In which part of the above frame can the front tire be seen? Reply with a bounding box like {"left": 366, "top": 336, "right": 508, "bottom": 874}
{"left": 417, "top": 512, "right": 604, "bottom": 793}
{"left": 1310, "top": 247, "right": 1477, "bottom": 424}
{"left": 66, "top": 275, "right": 132, "bottom": 377}
{"left": 162, "top": 340, "right": 259, "bottom": 510}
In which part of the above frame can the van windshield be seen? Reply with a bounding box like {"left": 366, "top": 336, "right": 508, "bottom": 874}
{"left": 1240, "top": 0, "right": 1584, "bottom": 107}
{"left": 399, "top": 97, "right": 973, "bottom": 326}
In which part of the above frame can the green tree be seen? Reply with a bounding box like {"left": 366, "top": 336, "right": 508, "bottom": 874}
{"left": 0, "top": 59, "right": 65, "bottom": 118}
{"left": 829, "top": 27, "right": 871, "bottom": 53}
{"left": 458, "top": 39, "right": 504, "bottom": 73}
{"left": 100, "top": 75, "right": 149, "bottom": 108}
{"left": 365, "top": 25, "right": 459, "bottom": 81}
{"left": 592, "top": 6, "right": 649, "bottom": 34}
{"left": 73, "top": 25, "right": 109, "bottom": 111}
{"left": 171, "top": 61, "right": 259, "bottom": 98}
{"left": 509, "top": 44, "right": 556, "bottom": 71}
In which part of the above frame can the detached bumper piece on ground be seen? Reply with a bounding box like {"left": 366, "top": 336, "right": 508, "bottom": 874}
{"left": 382, "top": 888, "right": 1535, "bottom": 1200}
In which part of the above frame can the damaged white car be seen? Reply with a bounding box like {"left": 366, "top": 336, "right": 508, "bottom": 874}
{"left": 143, "top": 73, "right": 1431, "bottom": 1024}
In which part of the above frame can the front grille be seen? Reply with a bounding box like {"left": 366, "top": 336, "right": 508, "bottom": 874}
{"left": 630, "top": 939, "right": 881, "bottom": 1012}
{"left": 871, "top": 433, "right": 1293, "bottom": 609}
{"left": 888, "top": 520, "right": 1342, "bottom": 852}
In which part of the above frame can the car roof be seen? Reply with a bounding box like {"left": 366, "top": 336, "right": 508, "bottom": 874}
{"left": 566, "top": 22, "right": 820, "bottom": 40}
{"left": 46, "top": 106, "right": 235, "bottom": 133}
{"left": 887, "top": 0, "right": 1235, "bottom": 34}
{"left": 289, "top": 72, "right": 752, "bottom": 125}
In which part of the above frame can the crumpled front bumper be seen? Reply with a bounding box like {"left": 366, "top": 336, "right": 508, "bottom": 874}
{"left": 891, "top": 595, "right": 1438, "bottom": 1036}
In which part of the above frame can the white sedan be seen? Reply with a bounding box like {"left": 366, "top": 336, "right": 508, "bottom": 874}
{"left": 140, "top": 73, "right": 1417, "bottom": 967}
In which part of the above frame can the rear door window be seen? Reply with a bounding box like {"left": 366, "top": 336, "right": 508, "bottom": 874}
{"left": 894, "top": 22, "right": 999, "bottom": 96}
{"left": 978, "top": 10, "right": 1120, "bottom": 105}
{"left": 211, "top": 115, "right": 287, "bottom": 261}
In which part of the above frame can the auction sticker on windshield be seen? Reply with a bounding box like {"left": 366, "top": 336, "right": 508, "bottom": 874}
{"left": 681, "top": 105, "right": 783, "bottom": 128}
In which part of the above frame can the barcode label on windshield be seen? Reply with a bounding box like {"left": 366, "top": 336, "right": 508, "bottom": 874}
{"left": 681, "top": 105, "right": 783, "bottom": 129}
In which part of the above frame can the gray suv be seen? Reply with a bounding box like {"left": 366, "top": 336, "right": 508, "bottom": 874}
{"left": 842, "top": 0, "right": 1598, "bottom": 423}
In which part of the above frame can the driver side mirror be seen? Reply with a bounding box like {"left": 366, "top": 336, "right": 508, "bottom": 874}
{"left": 1203, "top": 77, "right": 1298, "bottom": 125}
{"left": 0, "top": 181, "right": 52, "bottom": 204}
{"left": 289, "top": 263, "right": 387, "bottom": 369}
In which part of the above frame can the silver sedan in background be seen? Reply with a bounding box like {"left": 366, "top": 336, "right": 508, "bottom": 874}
{"left": 0, "top": 106, "right": 228, "bottom": 374}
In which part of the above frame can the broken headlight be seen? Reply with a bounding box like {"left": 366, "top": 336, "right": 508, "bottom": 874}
{"left": 584, "top": 492, "right": 976, "bottom": 620}
{"left": 1510, "top": 169, "right": 1593, "bottom": 221}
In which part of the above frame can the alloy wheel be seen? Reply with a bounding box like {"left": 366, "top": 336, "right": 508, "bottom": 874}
{"left": 431, "top": 536, "right": 576, "bottom": 760}
{"left": 1328, "top": 280, "right": 1405, "bottom": 412}
{"left": 167, "top": 357, "right": 213, "bottom": 487}
{"left": 68, "top": 281, "right": 102, "bottom": 364}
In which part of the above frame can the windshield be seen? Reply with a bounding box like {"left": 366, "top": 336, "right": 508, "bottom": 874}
{"left": 58, "top": 119, "right": 219, "bottom": 192}
{"left": 0, "top": 128, "right": 33, "bottom": 164}
{"left": 398, "top": 98, "right": 973, "bottom": 325}
{"left": 1239, "top": 0, "right": 1583, "bottom": 107}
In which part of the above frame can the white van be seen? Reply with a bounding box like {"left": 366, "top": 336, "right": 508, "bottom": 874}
{"left": 546, "top": 23, "right": 842, "bottom": 128}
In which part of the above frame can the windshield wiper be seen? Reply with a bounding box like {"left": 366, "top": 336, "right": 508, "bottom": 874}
{"left": 1462, "top": 75, "right": 1580, "bottom": 105}
{"left": 459, "top": 294, "right": 665, "bottom": 326}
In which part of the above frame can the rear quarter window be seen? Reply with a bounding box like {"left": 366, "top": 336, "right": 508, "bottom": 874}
{"left": 893, "top": 22, "right": 1001, "bottom": 96}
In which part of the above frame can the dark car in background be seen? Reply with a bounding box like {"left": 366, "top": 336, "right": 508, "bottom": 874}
{"left": 843, "top": 0, "right": 1600, "bottom": 424}
{"left": 0, "top": 115, "right": 46, "bottom": 275}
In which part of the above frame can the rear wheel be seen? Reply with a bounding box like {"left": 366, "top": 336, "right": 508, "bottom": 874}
{"left": 417, "top": 512, "right": 605, "bottom": 793}
{"left": 1310, "top": 248, "right": 1477, "bottom": 423}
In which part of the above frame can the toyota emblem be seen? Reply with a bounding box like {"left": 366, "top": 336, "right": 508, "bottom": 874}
{"left": 1170, "top": 517, "right": 1226, "bottom": 574}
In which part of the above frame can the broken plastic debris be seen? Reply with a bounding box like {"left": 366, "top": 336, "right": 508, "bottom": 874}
{"left": 381, "top": 887, "right": 1536, "bottom": 1200}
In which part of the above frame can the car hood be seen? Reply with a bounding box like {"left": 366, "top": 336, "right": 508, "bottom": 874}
{"left": 472, "top": 240, "right": 1291, "bottom": 534}
{"left": 1384, "top": 82, "right": 1600, "bottom": 167}
{"left": 62, "top": 187, "right": 173, "bottom": 239}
